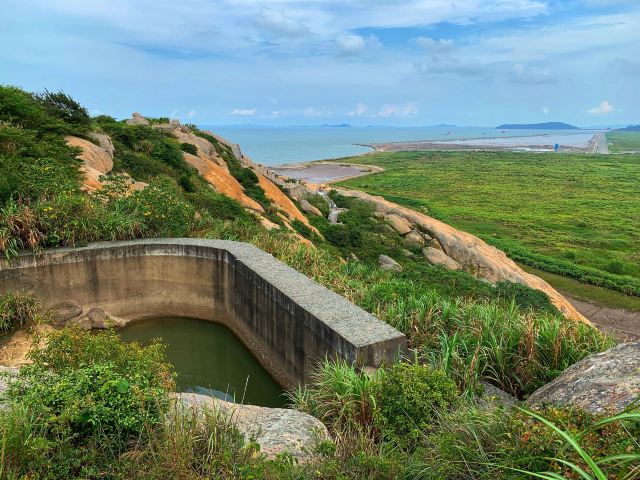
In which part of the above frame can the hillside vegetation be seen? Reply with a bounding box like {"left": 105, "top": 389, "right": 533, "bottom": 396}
{"left": 339, "top": 150, "right": 640, "bottom": 299}
{"left": 0, "top": 86, "right": 633, "bottom": 479}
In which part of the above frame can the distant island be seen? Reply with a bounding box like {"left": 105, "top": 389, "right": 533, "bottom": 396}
{"left": 320, "top": 123, "right": 351, "bottom": 128}
{"left": 496, "top": 122, "right": 579, "bottom": 130}
{"left": 614, "top": 124, "right": 640, "bottom": 132}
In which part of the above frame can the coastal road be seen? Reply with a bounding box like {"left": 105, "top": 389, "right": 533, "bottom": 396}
{"left": 594, "top": 132, "right": 609, "bottom": 154}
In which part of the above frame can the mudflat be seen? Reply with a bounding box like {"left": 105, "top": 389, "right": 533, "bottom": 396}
{"left": 270, "top": 162, "right": 382, "bottom": 184}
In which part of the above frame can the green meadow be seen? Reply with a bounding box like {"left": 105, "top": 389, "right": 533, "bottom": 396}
{"left": 338, "top": 150, "right": 640, "bottom": 299}
{"left": 606, "top": 130, "right": 640, "bottom": 153}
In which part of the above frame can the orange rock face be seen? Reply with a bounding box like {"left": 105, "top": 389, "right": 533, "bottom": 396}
{"left": 183, "top": 153, "right": 264, "bottom": 213}
{"left": 336, "top": 188, "right": 589, "bottom": 324}
{"left": 257, "top": 174, "right": 317, "bottom": 230}
{"left": 65, "top": 136, "right": 114, "bottom": 192}
{"left": 172, "top": 127, "right": 229, "bottom": 169}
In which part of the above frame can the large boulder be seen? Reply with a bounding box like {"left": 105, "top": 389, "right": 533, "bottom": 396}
{"left": 67, "top": 307, "right": 127, "bottom": 330}
{"left": 126, "top": 112, "right": 150, "bottom": 126}
{"left": 48, "top": 300, "right": 82, "bottom": 324}
{"left": 300, "top": 199, "right": 322, "bottom": 217}
{"left": 527, "top": 342, "right": 640, "bottom": 414}
{"left": 176, "top": 392, "right": 329, "bottom": 461}
{"left": 65, "top": 136, "right": 114, "bottom": 191}
{"left": 378, "top": 254, "right": 403, "bottom": 272}
{"left": 404, "top": 230, "right": 425, "bottom": 249}
{"left": 385, "top": 214, "right": 412, "bottom": 235}
{"left": 423, "top": 247, "right": 461, "bottom": 270}
{"left": 335, "top": 188, "right": 588, "bottom": 323}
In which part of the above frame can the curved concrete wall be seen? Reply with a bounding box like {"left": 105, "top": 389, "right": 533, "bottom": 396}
{"left": 0, "top": 239, "right": 406, "bottom": 388}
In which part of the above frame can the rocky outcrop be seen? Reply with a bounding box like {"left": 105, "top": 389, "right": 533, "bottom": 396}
{"left": 177, "top": 392, "right": 329, "bottom": 461}
{"left": 67, "top": 307, "right": 127, "bottom": 330}
{"left": 334, "top": 188, "right": 588, "bottom": 323}
{"left": 171, "top": 126, "right": 228, "bottom": 169}
{"left": 182, "top": 152, "right": 264, "bottom": 213}
{"left": 378, "top": 255, "right": 403, "bottom": 272}
{"left": 65, "top": 136, "right": 114, "bottom": 191}
{"left": 300, "top": 199, "right": 322, "bottom": 217}
{"left": 527, "top": 342, "right": 640, "bottom": 414}
{"left": 125, "top": 112, "right": 150, "bottom": 126}
{"left": 404, "top": 230, "right": 426, "bottom": 249}
{"left": 423, "top": 247, "right": 461, "bottom": 270}
{"left": 385, "top": 214, "right": 412, "bottom": 235}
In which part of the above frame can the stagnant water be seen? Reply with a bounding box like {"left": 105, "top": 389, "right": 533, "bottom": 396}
{"left": 119, "top": 317, "right": 286, "bottom": 407}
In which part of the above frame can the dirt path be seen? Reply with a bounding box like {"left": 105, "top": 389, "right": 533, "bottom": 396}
{"left": 566, "top": 295, "right": 639, "bottom": 341}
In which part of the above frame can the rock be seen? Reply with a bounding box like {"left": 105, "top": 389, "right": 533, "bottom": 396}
{"left": 373, "top": 211, "right": 386, "bottom": 219}
{"left": 176, "top": 392, "right": 329, "bottom": 461}
{"left": 477, "top": 381, "right": 518, "bottom": 410}
{"left": 69, "top": 308, "right": 127, "bottom": 330}
{"left": 126, "top": 112, "right": 150, "bottom": 126}
{"left": 171, "top": 126, "right": 228, "bottom": 169}
{"left": 49, "top": 300, "right": 82, "bottom": 323}
{"left": 87, "top": 133, "right": 114, "bottom": 159}
{"left": 300, "top": 199, "right": 322, "bottom": 217}
{"left": 423, "top": 247, "right": 461, "bottom": 270}
{"left": 378, "top": 254, "right": 403, "bottom": 272}
{"left": 65, "top": 136, "right": 114, "bottom": 192}
{"left": 385, "top": 214, "right": 412, "bottom": 236}
{"left": 527, "top": 342, "right": 640, "bottom": 414}
{"left": 404, "top": 230, "right": 425, "bottom": 249}
{"left": 182, "top": 152, "right": 264, "bottom": 213}
{"left": 428, "top": 238, "right": 443, "bottom": 251}
{"left": 334, "top": 188, "right": 589, "bottom": 323}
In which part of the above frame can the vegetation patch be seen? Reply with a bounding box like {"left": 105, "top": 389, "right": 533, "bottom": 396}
{"left": 338, "top": 150, "right": 640, "bottom": 298}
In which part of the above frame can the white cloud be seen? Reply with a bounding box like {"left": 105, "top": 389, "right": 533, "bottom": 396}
{"left": 303, "top": 107, "right": 329, "bottom": 117}
{"left": 377, "top": 102, "right": 418, "bottom": 117}
{"left": 418, "top": 56, "right": 485, "bottom": 75}
{"left": 542, "top": 106, "right": 550, "bottom": 115}
{"left": 511, "top": 64, "right": 556, "bottom": 84}
{"left": 348, "top": 102, "right": 367, "bottom": 116}
{"left": 187, "top": 109, "right": 196, "bottom": 118}
{"left": 229, "top": 108, "right": 257, "bottom": 116}
{"left": 587, "top": 100, "right": 615, "bottom": 115}
{"left": 415, "top": 36, "right": 454, "bottom": 52}
{"left": 336, "top": 33, "right": 366, "bottom": 56}
{"left": 253, "top": 8, "right": 309, "bottom": 37}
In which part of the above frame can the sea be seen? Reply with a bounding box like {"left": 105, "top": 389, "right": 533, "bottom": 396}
{"left": 200, "top": 125, "right": 598, "bottom": 166}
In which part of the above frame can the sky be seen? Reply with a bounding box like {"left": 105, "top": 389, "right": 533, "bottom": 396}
{"left": 1, "top": 0, "right": 639, "bottom": 126}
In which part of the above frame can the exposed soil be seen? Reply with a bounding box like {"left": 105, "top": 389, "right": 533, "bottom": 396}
{"left": 271, "top": 162, "right": 382, "bottom": 184}
{"left": 566, "top": 295, "right": 640, "bottom": 341}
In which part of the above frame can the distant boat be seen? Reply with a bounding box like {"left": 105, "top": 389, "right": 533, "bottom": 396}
{"left": 445, "top": 131, "right": 454, "bottom": 136}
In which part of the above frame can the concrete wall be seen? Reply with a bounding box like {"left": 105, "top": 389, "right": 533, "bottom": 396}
{"left": 0, "top": 239, "right": 406, "bottom": 388}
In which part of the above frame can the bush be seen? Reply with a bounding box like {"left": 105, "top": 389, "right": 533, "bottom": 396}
{"left": 180, "top": 142, "right": 198, "bottom": 155}
{"left": 495, "top": 280, "right": 559, "bottom": 316}
{"left": 375, "top": 363, "right": 458, "bottom": 444}
{"left": 0, "top": 291, "right": 41, "bottom": 333}
{"left": 34, "top": 89, "right": 90, "bottom": 132}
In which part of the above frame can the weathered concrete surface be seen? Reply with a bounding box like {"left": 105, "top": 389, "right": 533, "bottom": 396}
{"left": 177, "top": 392, "right": 328, "bottom": 461}
{"left": 527, "top": 342, "right": 640, "bottom": 414}
{"left": 0, "top": 239, "right": 406, "bottom": 388}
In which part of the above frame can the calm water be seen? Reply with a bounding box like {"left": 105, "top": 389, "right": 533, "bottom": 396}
{"left": 119, "top": 317, "right": 286, "bottom": 407}
{"left": 203, "top": 125, "right": 597, "bottom": 165}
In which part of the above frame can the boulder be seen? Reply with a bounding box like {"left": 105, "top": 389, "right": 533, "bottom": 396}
{"left": 126, "top": 112, "right": 150, "bottom": 126}
{"left": 177, "top": 392, "right": 329, "bottom": 461}
{"left": 87, "top": 133, "right": 114, "bottom": 159}
{"left": 404, "top": 230, "right": 425, "bottom": 249}
{"left": 65, "top": 136, "right": 114, "bottom": 191}
{"left": 423, "top": 247, "right": 461, "bottom": 270}
{"left": 385, "top": 214, "right": 412, "bottom": 236}
{"left": 527, "top": 342, "right": 640, "bottom": 414}
{"left": 48, "top": 300, "right": 82, "bottom": 323}
{"left": 477, "top": 381, "right": 518, "bottom": 410}
{"left": 300, "top": 199, "right": 322, "bottom": 217}
{"left": 378, "top": 254, "right": 403, "bottom": 272}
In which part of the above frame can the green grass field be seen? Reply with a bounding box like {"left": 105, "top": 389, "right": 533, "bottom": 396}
{"left": 338, "top": 150, "right": 640, "bottom": 298}
{"left": 606, "top": 131, "right": 640, "bottom": 153}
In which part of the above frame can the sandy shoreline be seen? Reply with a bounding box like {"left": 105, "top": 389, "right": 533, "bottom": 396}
{"left": 270, "top": 161, "right": 382, "bottom": 184}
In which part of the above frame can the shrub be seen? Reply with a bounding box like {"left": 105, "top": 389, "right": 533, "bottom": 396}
{"left": 0, "top": 291, "right": 41, "bottom": 333}
{"left": 1, "top": 329, "right": 174, "bottom": 478}
{"left": 180, "top": 142, "right": 198, "bottom": 155}
{"left": 494, "top": 280, "right": 559, "bottom": 315}
{"left": 34, "top": 89, "right": 90, "bottom": 132}
{"left": 606, "top": 260, "right": 625, "bottom": 275}
{"left": 375, "top": 363, "right": 458, "bottom": 444}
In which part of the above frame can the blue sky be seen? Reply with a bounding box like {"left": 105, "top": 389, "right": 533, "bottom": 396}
{"left": 1, "top": 0, "right": 638, "bottom": 126}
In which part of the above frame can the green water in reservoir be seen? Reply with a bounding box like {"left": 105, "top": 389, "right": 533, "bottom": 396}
{"left": 119, "top": 317, "right": 286, "bottom": 407}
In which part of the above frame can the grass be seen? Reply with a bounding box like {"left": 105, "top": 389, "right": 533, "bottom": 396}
{"left": 521, "top": 264, "right": 640, "bottom": 312}
{"left": 606, "top": 131, "right": 640, "bottom": 153}
{"left": 338, "top": 150, "right": 640, "bottom": 296}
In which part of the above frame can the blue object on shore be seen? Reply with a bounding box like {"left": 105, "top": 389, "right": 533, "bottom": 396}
{"left": 554, "top": 143, "right": 559, "bottom": 152}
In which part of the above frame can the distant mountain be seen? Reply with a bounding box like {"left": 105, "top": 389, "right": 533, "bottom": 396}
{"left": 614, "top": 124, "right": 640, "bottom": 132}
{"left": 495, "top": 122, "right": 579, "bottom": 130}
{"left": 320, "top": 123, "right": 351, "bottom": 128}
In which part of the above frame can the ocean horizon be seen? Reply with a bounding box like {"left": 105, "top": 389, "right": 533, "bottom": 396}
{"left": 201, "top": 125, "right": 598, "bottom": 166}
